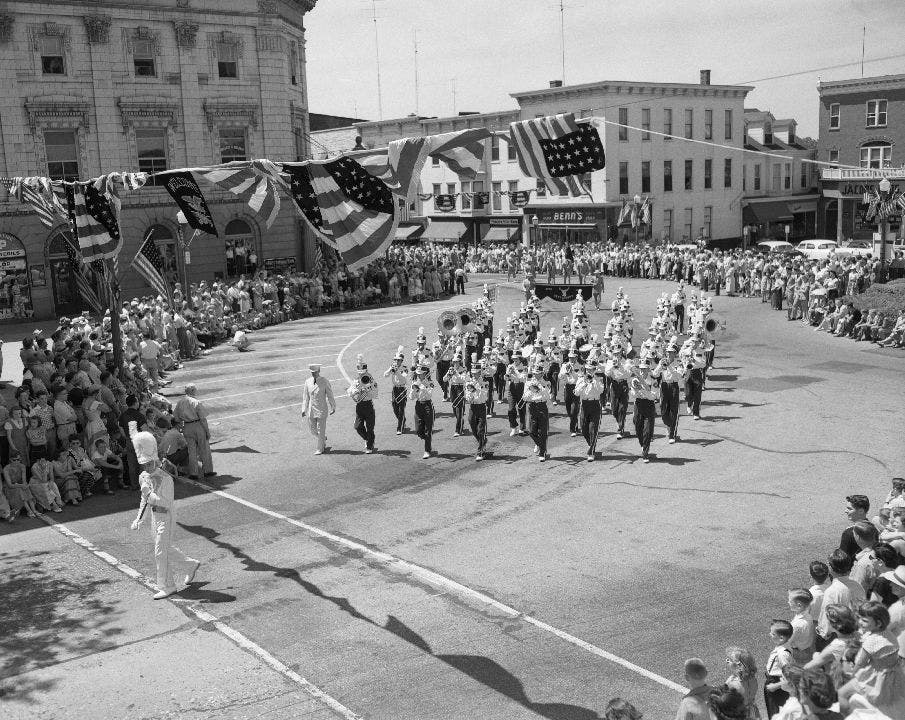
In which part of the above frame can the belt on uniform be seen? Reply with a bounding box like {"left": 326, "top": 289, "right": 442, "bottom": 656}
{"left": 151, "top": 505, "right": 168, "bottom": 513}
{"left": 181, "top": 419, "right": 201, "bottom": 423}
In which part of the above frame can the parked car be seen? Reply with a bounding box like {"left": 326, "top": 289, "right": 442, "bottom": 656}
{"left": 796, "top": 239, "right": 839, "bottom": 260}
{"left": 835, "top": 240, "right": 873, "bottom": 259}
{"left": 756, "top": 240, "right": 795, "bottom": 254}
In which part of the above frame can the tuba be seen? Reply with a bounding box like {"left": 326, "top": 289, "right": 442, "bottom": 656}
{"left": 704, "top": 315, "right": 725, "bottom": 333}
{"left": 459, "top": 306, "right": 478, "bottom": 332}
{"left": 438, "top": 309, "right": 459, "bottom": 336}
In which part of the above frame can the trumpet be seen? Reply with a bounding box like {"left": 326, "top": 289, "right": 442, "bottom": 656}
{"left": 465, "top": 381, "right": 477, "bottom": 393}
{"left": 360, "top": 373, "right": 373, "bottom": 385}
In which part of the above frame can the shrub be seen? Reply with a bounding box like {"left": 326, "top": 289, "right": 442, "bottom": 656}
{"left": 844, "top": 282, "right": 905, "bottom": 314}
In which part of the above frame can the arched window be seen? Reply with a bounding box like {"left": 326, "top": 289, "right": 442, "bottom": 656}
{"left": 224, "top": 219, "right": 258, "bottom": 277}
{"left": 860, "top": 141, "right": 892, "bottom": 169}
{"left": 0, "top": 232, "right": 33, "bottom": 320}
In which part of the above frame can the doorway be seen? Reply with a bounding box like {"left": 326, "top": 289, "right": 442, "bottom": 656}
{"left": 47, "top": 232, "right": 87, "bottom": 317}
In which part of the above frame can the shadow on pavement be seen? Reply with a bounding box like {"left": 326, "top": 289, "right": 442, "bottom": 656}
{"left": 176, "top": 524, "right": 604, "bottom": 720}
{"left": 211, "top": 444, "right": 264, "bottom": 454}
{"left": 702, "top": 399, "right": 766, "bottom": 408}
{"left": 0, "top": 551, "right": 123, "bottom": 703}
{"left": 698, "top": 415, "right": 741, "bottom": 423}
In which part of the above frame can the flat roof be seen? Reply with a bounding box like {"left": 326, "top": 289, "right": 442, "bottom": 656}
{"left": 818, "top": 73, "right": 905, "bottom": 95}
{"left": 511, "top": 79, "right": 753, "bottom": 99}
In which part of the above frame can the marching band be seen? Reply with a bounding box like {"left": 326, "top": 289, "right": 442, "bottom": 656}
{"left": 316, "top": 283, "right": 719, "bottom": 464}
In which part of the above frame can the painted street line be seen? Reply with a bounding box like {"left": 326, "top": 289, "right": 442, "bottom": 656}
{"left": 211, "top": 394, "right": 349, "bottom": 422}
{"left": 180, "top": 477, "right": 688, "bottom": 696}
{"left": 41, "top": 516, "right": 364, "bottom": 720}
{"left": 190, "top": 359, "right": 339, "bottom": 385}
{"left": 204, "top": 377, "right": 343, "bottom": 402}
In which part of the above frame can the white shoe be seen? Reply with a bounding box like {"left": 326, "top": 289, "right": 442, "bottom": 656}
{"left": 509, "top": 429, "right": 517, "bottom": 437}
{"left": 533, "top": 445, "right": 539, "bottom": 454}
{"left": 642, "top": 457, "right": 650, "bottom": 463}
{"left": 184, "top": 560, "right": 201, "bottom": 585}
{"left": 313, "top": 449, "right": 323, "bottom": 455}
{"left": 615, "top": 433, "right": 622, "bottom": 440}
{"left": 476, "top": 454, "right": 483, "bottom": 461}
{"left": 539, "top": 453, "right": 549, "bottom": 462}
{"left": 422, "top": 451, "right": 430, "bottom": 459}
{"left": 587, "top": 455, "right": 594, "bottom": 462}
{"left": 570, "top": 432, "right": 578, "bottom": 437}
{"left": 396, "top": 430, "right": 402, "bottom": 435}
{"left": 365, "top": 448, "right": 374, "bottom": 454}
{"left": 153, "top": 589, "right": 176, "bottom": 600}
{"left": 453, "top": 432, "right": 461, "bottom": 437}
{"left": 694, "top": 416, "right": 700, "bottom": 421}
{"left": 668, "top": 437, "right": 676, "bottom": 444}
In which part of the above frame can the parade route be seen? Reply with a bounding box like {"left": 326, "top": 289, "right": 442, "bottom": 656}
{"left": 3, "top": 276, "right": 904, "bottom": 720}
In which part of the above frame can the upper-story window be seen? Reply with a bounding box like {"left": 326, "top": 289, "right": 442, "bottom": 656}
{"left": 684, "top": 108, "right": 693, "bottom": 139}
{"left": 860, "top": 141, "right": 891, "bottom": 169}
{"left": 40, "top": 36, "right": 65, "bottom": 75}
{"left": 136, "top": 128, "right": 168, "bottom": 184}
{"left": 663, "top": 108, "right": 673, "bottom": 138}
{"left": 289, "top": 42, "right": 299, "bottom": 85}
{"left": 829, "top": 103, "right": 840, "bottom": 130}
{"left": 641, "top": 108, "right": 650, "bottom": 141}
{"left": 828, "top": 150, "right": 839, "bottom": 166}
{"left": 45, "top": 130, "right": 80, "bottom": 181}
{"left": 219, "top": 127, "right": 247, "bottom": 163}
{"left": 133, "top": 38, "right": 156, "bottom": 77}
{"left": 763, "top": 122, "right": 773, "bottom": 145}
{"left": 491, "top": 135, "right": 499, "bottom": 162}
{"left": 217, "top": 41, "right": 239, "bottom": 78}
{"left": 866, "top": 100, "right": 887, "bottom": 127}
{"left": 724, "top": 109, "right": 733, "bottom": 140}
{"left": 618, "top": 107, "right": 628, "bottom": 141}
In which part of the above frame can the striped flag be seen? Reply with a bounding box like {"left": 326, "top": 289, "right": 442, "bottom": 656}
{"left": 509, "top": 113, "right": 605, "bottom": 196}
{"left": 10, "top": 176, "right": 68, "bottom": 228}
{"left": 427, "top": 127, "right": 491, "bottom": 177}
{"left": 196, "top": 160, "right": 283, "bottom": 228}
{"left": 131, "top": 228, "right": 171, "bottom": 301}
{"left": 63, "top": 236, "right": 105, "bottom": 316}
{"left": 312, "top": 238, "right": 324, "bottom": 275}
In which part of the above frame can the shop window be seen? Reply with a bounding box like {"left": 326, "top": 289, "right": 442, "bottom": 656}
{"left": 866, "top": 100, "right": 887, "bottom": 128}
{"left": 45, "top": 130, "right": 80, "bottom": 181}
{"left": 224, "top": 219, "right": 257, "bottom": 278}
{"left": 219, "top": 127, "right": 247, "bottom": 163}
{"left": 0, "top": 233, "right": 34, "bottom": 320}
{"left": 40, "top": 36, "right": 65, "bottom": 75}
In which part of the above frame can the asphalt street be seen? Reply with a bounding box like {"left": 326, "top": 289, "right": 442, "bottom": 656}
{"left": 3, "top": 275, "right": 903, "bottom": 720}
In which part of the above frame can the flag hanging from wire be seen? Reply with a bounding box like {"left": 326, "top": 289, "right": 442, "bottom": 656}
{"left": 195, "top": 160, "right": 284, "bottom": 228}
{"left": 159, "top": 171, "right": 218, "bottom": 235}
{"left": 509, "top": 113, "right": 605, "bottom": 196}
{"left": 63, "top": 236, "right": 105, "bottom": 316}
{"left": 63, "top": 176, "right": 129, "bottom": 263}
{"left": 312, "top": 238, "right": 324, "bottom": 275}
{"left": 131, "top": 228, "right": 171, "bottom": 301}
{"left": 9, "top": 177, "right": 68, "bottom": 228}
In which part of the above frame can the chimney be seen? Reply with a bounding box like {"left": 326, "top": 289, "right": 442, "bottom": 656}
{"left": 549, "top": 80, "right": 563, "bottom": 88}
{"left": 700, "top": 69, "right": 711, "bottom": 86}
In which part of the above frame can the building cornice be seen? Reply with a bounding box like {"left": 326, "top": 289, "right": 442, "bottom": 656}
{"left": 203, "top": 98, "right": 259, "bottom": 130}
{"left": 117, "top": 97, "right": 180, "bottom": 131}
{"left": 25, "top": 96, "right": 91, "bottom": 132}
{"left": 818, "top": 73, "right": 905, "bottom": 96}
{"left": 511, "top": 80, "right": 754, "bottom": 101}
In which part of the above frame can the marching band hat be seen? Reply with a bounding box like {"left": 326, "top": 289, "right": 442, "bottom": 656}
{"left": 394, "top": 345, "right": 405, "bottom": 360}
{"left": 417, "top": 364, "right": 430, "bottom": 374}
{"left": 534, "top": 338, "right": 544, "bottom": 347}
{"left": 637, "top": 358, "right": 650, "bottom": 369}
{"left": 417, "top": 326, "right": 427, "bottom": 342}
{"left": 356, "top": 353, "right": 368, "bottom": 374}
{"left": 132, "top": 431, "right": 159, "bottom": 465}
{"left": 309, "top": 363, "right": 322, "bottom": 372}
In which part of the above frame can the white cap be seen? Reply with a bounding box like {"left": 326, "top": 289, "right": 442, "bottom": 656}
{"left": 132, "top": 431, "right": 159, "bottom": 464}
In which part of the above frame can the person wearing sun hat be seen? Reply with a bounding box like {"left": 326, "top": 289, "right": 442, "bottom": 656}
{"left": 301, "top": 362, "right": 335, "bottom": 455}
{"left": 883, "top": 565, "right": 905, "bottom": 658}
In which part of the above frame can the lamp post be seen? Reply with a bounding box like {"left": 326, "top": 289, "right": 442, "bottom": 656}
{"left": 878, "top": 177, "right": 891, "bottom": 283}
{"left": 633, "top": 194, "right": 641, "bottom": 246}
{"left": 530, "top": 214, "right": 539, "bottom": 274}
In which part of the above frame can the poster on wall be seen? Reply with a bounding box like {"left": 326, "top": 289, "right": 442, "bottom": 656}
{"left": 30, "top": 264, "right": 47, "bottom": 288}
{"left": 263, "top": 257, "right": 297, "bottom": 276}
{"left": 0, "top": 233, "right": 34, "bottom": 319}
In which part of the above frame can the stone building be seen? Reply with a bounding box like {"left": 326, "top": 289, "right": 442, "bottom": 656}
{"left": 0, "top": 0, "right": 316, "bottom": 321}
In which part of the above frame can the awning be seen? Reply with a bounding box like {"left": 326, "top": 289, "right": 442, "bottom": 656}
{"left": 394, "top": 224, "right": 423, "bottom": 241}
{"left": 743, "top": 197, "right": 818, "bottom": 224}
{"left": 421, "top": 221, "right": 471, "bottom": 243}
{"left": 481, "top": 226, "right": 522, "bottom": 243}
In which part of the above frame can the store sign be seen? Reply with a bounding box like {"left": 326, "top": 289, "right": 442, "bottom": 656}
{"left": 489, "top": 218, "right": 520, "bottom": 226}
{"left": 264, "top": 257, "right": 297, "bottom": 275}
{"left": 0, "top": 233, "right": 27, "bottom": 260}
{"left": 537, "top": 208, "right": 603, "bottom": 223}
{"left": 825, "top": 181, "right": 905, "bottom": 198}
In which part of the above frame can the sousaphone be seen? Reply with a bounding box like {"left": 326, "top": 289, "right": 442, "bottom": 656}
{"left": 438, "top": 309, "right": 459, "bottom": 336}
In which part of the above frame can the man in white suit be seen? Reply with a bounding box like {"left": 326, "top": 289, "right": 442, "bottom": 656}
{"left": 301, "top": 363, "right": 335, "bottom": 454}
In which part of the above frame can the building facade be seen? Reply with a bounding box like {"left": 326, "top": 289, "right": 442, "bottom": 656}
{"left": 816, "top": 73, "right": 905, "bottom": 241}
{"left": 0, "top": 0, "right": 316, "bottom": 321}
{"left": 741, "top": 109, "right": 818, "bottom": 244}
{"left": 312, "top": 72, "right": 753, "bottom": 251}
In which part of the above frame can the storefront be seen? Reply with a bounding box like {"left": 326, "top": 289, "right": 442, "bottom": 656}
{"left": 523, "top": 204, "right": 619, "bottom": 246}
{"left": 0, "top": 232, "right": 35, "bottom": 320}
{"left": 421, "top": 219, "right": 473, "bottom": 244}
{"left": 478, "top": 217, "right": 522, "bottom": 244}
{"left": 819, "top": 173, "right": 905, "bottom": 241}
{"left": 742, "top": 194, "right": 818, "bottom": 242}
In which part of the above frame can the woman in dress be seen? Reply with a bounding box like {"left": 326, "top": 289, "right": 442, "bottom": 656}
{"left": 0, "top": 480, "right": 13, "bottom": 522}
{"left": 53, "top": 388, "right": 78, "bottom": 447}
{"left": 838, "top": 601, "right": 905, "bottom": 718}
{"left": 82, "top": 389, "right": 110, "bottom": 451}
{"left": 4, "top": 453, "right": 38, "bottom": 517}
{"left": 5, "top": 406, "right": 30, "bottom": 468}
{"left": 29, "top": 456, "right": 63, "bottom": 513}
{"left": 724, "top": 646, "right": 761, "bottom": 719}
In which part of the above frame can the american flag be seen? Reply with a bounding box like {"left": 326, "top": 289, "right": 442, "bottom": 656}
{"left": 427, "top": 127, "right": 491, "bottom": 177}
{"left": 509, "top": 113, "right": 605, "bottom": 196}
{"left": 197, "top": 160, "right": 283, "bottom": 228}
{"left": 63, "top": 236, "right": 105, "bottom": 316}
{"left": 64, "top": 178, "right": 122, "bottom": 262}
{"left": 312, "top": 239, "right": 324, "bottom": 275}
{"left": 131, "top": 228, "right": 171, "bottom": 301}
{"left": 10, "top": 176, "right": 68, "bottom": 228}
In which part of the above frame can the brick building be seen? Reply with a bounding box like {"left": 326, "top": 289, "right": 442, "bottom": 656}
{"left": 816, "top": 73, "right": 905, "bottom": 241}
{"left": 0, "top": 0, "right": 316, "bottom": 321}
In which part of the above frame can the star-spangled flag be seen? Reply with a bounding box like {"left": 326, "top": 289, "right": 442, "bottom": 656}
{"left": 508, "top": 190, "right": 531, "bottom": 208}
{"left": 312, "top": 238, "right": 324, "bottom": 275}
{"left": 158, "top": 170, "right": 218, "bottom": 236}
{"left": 63, "top": 235, "right": 105, "bottom": 316}
{"left": 196, "top": 160, "right": 284, "bottom": 228}
{"left": 64, "top": 177, "right": 123, "bottom": 263}
{"left": 509, "top": 113, "right": 605, "bottom": 196}
{"left": 131, "top": 227, "right": 171, "bottom": 301}
{"left": 426, "top": 127, "right": 492, "bottom": 177}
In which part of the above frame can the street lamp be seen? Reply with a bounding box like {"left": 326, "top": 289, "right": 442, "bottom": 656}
{"left": 878, "top": 177, "right": 892, "bottom": 282}
{"left": 530, "top": 214, "right": 539, "bottom": 273}
{"left": 633, "top": 194, "right": 641, "bottom": 245}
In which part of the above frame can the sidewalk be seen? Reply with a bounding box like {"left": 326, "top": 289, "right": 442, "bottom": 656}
{"left": 0, "top": 523, "right": 351, "bottom": 720}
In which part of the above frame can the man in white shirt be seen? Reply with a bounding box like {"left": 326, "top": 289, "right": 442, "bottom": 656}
{"left": 882, "top": 566, "right": 905, "bottom": 659}
{"left": 815, "top": 549, "right": 866, "bottom": 642}
{"left": 301, "top": 363, "right": 335, "bottom": 455}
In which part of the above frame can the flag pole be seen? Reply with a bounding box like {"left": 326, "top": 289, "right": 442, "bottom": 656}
{"left": 107, "top": 257, "right": 125, "bottom": 375}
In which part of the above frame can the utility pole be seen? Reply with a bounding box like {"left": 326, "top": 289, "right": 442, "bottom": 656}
{"left": 372, "top": 0, "right": 383, "bottom": 119}
{"left": 413, "top": 30, "right": 420, "bottom": 116}
{"left": 560, "top": 0, "right": 566, "bottom": 84}
{"left": 451, "top": 77, "right": 457, "bottom": 115}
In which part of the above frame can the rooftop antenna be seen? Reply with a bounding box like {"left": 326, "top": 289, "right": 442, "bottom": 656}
{"left": 861, "top": 26, "right": 865, "bottom": 77}
{"left": 451, "top": 77, "right": 457, "bottom": 116}
{"left": 371, "top": 0, "right": 384, "bottom": 119}
{"left": 559, "top": 0, "right": 566, "bottom": 84}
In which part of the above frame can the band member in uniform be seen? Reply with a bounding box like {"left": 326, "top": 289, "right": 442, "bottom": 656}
{"left": 433, "top": 330, "right": 453, "bottom": 401}
{"left": 301, "top": 363, "right": 335, "bottom": 455}
{"left": 576, "top": 361, "right": 606, "bottom": 461}
{"left": 349, "top": 354, "right": 378, "bottom": 453}
{"left": 630, "top": 358, "right": 658, "bottom": 463}
{"left": 544, "top": 330, "right": 561, "bottom": 404}
{"left": 480, "top": 348, "right": 496, "bottom": 416}
{"left": 605, "top": 345, "right": 632, "bottom": 438}
{"left": 650, "top": 338, "right": 683, "bottom": 443}
{"left": 682, "top": 346, "right": 707, "bottom": 420}
{"left": 444, "top": 351, "right": 469, "bottom": 436}
{"left": 492, "top": 335, "right": 507, "bottom": 410}
{"left": 672, "top": 283, "right": 687, "bottom": 334}
{"left": 505, "top": 354, "right": 528, "bottom": 437}
{"left": 558, "top": 346, "right": 581, "bottom": 437}
{"left": 409, "top": 364, "right": 436, "bottom": 459}
{"left": 465, "top": 357, "right": 489, "bottom": 460}
{"left": 384, "top": 345, "right": 409, "bottom": 435}
{"left": 523, "top": 361, "right": 552, "bottom": 462}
